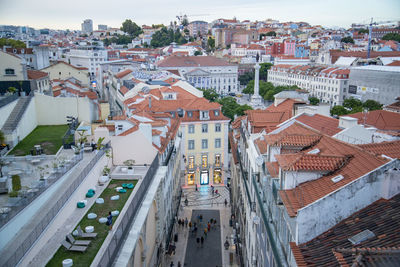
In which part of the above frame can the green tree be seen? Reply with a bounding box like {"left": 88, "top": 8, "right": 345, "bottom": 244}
{"left": 259, "top": 63, "right": 273, "bottom": 81}
{"left": 341, "top": 36, "right": 354, "bottom": 44}
{"left": 194, "top": 50, "right": 203, "bottom": 56}
{"left": 363, "top": 99, "right": 383, "bottom": 111}
{"left": 382, "top": 33, "right": 400, "bottom": 42}
{"left": 266, "top": 31, "right": 276, "bottom": 36}
{"left": 0, "top": 38, "right": 26, "bottom": 48}
{"left": 358, "top": 28, "right": 369, "bottom": 34}
{"left": 121, "top": 19, "right": 143, "bottom": 37}
{"left": 235, "top": 104, "right": 253, "bottom": 116}
{"left": 181, "top": 18, "right": 189, "bottom": 27}
{"left": 331, "top": 105, "right": 349, "bottom": 116}
{"left": 343, "top": 98, "right": 362, "bottom": 110}
{"left": 238, "top": 71, "right": 255, "bottom": 87}
{"left": 218, "top": 97, "right": 238, "bottom": 120}
{"left": 309, "top": 96, "right": 320, "bottom": 105}
{"left": 201, "top": 88, "right": 219, "bottom": 102}
{"left": 150, "top": 27, "right": 187, "bottom": 47}
{"left": 207, "top": 37, "right": 215, "bottom": 50}
{"left": 12, "top": 175, "right": 21, "bottom": 191}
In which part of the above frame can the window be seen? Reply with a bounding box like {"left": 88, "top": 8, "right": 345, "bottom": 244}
{"left": 202, "top": 124, "right": 208, "bottom": 133}
{"left": 202, "top": 139, "right": 208, "bottom": 149}
{"left": 215, "top": 138, "right": 221, "bottom": 148}
{"left": 202, "top": 155, "right": 208, "bottom": 168}
{"left": 214, "top": 110, "right": 220, "bottom": 116}
{"left": 188, "top": 125, "right": 195, "bottom": 134}
{"left": 215, "top": 154, "right": 221, "bottom": 166}
{"left": 215, "top": 123, "right": 221, "bottom": 132}
{"left": 5, "top": 68, "right": 15, "bottom": 75}
{"left": 188, "top": 140, "right": 195, "bottom": 150}
{"left": 201, "top": 111, "right": 209, "bottom": 119}
{"left": 188, "top": 156, "right": 195, "bottom": 169}
{"left": 187, "top": 172, "right": 195, "bottom": 185}
{"left": 187, "top": 111, "right": 193, "bottom": 117}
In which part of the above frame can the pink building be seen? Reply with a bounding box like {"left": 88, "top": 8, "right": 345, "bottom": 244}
{"left": 284, "top": 39, "right": 296, "bottom": 56}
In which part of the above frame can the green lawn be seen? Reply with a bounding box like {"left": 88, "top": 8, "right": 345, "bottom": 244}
{"left": 46, "top": 179, "right": 137, "bottom": 267}
{"left": 9, "top": 125, "right": 69, "bottom": 156}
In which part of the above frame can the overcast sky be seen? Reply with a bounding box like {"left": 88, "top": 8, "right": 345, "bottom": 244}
{"left": 0, "top": 0, "right": 399, "bottom": 30}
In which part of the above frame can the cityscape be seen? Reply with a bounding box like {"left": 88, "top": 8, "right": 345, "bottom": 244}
{"left": 0, "top": 1, "right": 400, "bottom": 267}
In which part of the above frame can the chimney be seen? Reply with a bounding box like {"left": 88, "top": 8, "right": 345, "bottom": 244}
{"left": 339, "top": 116, "right": 358, "bottom": 129}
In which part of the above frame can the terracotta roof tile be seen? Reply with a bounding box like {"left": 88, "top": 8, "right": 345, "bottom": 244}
{"left": 157, "top": 55, "right": 235, "bottom": 67}
{"left": 266, "top": 162, "right": 279, "bottom": 178}
{"left": 358, "top": 140, "right": 400, "bottom": 159}
{"left": 276, "top": 153, "right": 350, "bottom": 171}
{"left": 115, "top": 69, "right": 132, "bottom": 79}
{"left": 27, "top": 69, "right": 48, "bottom": 80}
{"left": 294, "top": 194, "right": 400, "bottom": 266}
{"left": 346, "top": 110, "right": 400, "bottom": 131}
{"left": 296, "top": 113, "right": 342, "bottom": 136}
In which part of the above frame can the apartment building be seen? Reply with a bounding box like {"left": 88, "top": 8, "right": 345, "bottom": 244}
{"left": 188, "top": 21, "right": 208, "bottom": 37}
{"left": 41, "top": 61, "right": 90, "bottom": 86}
{"left": 68, "top": 47, "right": 107, "bottom": 76}
{"left": 214, "top": 28, "right": 258, "bottom": 48}
{"left": 81, "top": 19, "right": 93, "bottom": 34}
{"left": 157, "top": 55, "right": 239, "bottom": 95}
{"left": 230, "top": 112, "right": 400, "bottom": 267}
{"left": 123, "top": 83, "right": 230, "bottom": 187}
{"left": 268, "top": 64, "right": 350, "bottom": 106}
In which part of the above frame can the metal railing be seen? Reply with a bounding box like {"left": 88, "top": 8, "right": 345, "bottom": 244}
{"left": 97, "top": 155, "right": 160, "bottom": 267}
{"left": 1, "top": 147, "right": 107, "bottom": 267}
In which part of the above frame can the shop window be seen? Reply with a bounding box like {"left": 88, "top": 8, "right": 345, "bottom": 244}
{"left": 215, "top": 154, "right": 221, "bottom": 167}
{"left": 188, "top": 172, "right": 195, "bottom": 185}
{"left": 188, "top": 156, "right": 195, "bottom": 169}
{"left": 202, "top": 155, "right": 208, "bottom": 168}
{"left": 214, "top": 169, "right": 222, "bottom": 184}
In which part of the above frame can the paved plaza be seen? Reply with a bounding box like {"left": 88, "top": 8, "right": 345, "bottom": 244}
{"left": 164, "top": 185, "right": 239, "bottom": 267}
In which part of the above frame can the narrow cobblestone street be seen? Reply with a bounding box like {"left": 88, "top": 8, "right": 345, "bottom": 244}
{"left": 164, "top": 186, "right": 240, "bottom": 267}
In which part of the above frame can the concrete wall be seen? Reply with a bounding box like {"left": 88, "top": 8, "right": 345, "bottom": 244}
{"left": 14, "top": 97, "right": 37, "bottom": 145}
{"left": 295, "top": 159, "right": 399, "bottom": 244}
{"left": 40, "top": 62, "right": 90, "bottom": 86}
{"left": 34, "top": 93, "right": 96, "bottom": 125}
{"left": 284, "top": 171, "right": 325, "bottom": 190}
{"left": 111, "top": 130, "right": 158, "bottom": 165}
{"left": 0, "top": 98, "right": 18, "bottom": 128}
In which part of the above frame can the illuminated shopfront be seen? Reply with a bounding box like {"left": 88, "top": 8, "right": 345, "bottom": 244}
{"left": 214, "top": 169, "right": 222, "bottom": 184}
{"left": 188, "top": 171, "right": 195, "bottom": 185}
{"left": 200, "top": 170, "right": 209, "bottom": 185}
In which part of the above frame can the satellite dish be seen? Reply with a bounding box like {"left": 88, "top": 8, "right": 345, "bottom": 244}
{"left": 256, "top": 156, "right": 264, "bottom": 166}
{"left": 141, "top": 86, "right": 150, "bottom": 94}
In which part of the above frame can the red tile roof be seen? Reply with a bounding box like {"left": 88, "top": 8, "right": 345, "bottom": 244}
{"left": 291, "top": 194, "right": 400, "bottom": 266}
{"left": 330, "top": 50, "right": 400, "bottom": 64}
{"left": 358, "top": 140, "right": 400, "bottom": 159}
{"left": 346, "top": 110, "right": 400, "bottom": 131}
{"left": 279, "top": 134, "right": 388, "bottom": 217}
{"left": 276, "top": 153, "right": 350, "bottom": 171}
{"left": 119, "top": 86, "right": 129, "bottom": 95}
{"left": 296, "top": 113, "right": 342, "bottom": 136}
{"left": 157, "top": 55, "right": 234, "bottom": 67}
{"left": 27, "top": 69, "right": 48, "bottom": 80}
{"left": 266, "top": 162, "right": 279, "bottom": 178}
{"left": 115, "top": 69, "right": 132, "bottom": 79}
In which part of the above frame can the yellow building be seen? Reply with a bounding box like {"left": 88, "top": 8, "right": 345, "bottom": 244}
{"left": 180, "top": 106, "right": 230, "bottom": 187}
{"left": 0, "top": 50, "right": 27, "bottom": 81}
{"left": 40, "top": 61, "right": 90, "bottom": 86}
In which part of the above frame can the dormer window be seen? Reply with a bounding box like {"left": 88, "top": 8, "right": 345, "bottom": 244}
{"left": 201, "top": 111, "right": 209, "bottom": 120}
{"left": 187, "top": 111, "right": 193, "bottom": 117}
{"left": 214, "top": 110, "right": 220, "bottom": 116}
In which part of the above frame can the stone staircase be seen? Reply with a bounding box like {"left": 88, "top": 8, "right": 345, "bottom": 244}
{"left": 1, "top": 96, "right": 32, "bottom": 134}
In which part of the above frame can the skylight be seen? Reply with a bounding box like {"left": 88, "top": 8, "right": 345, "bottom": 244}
{"left": 348, "top": 229, "right": 375, "bottom": 245}
{"left": 307, "top": 148, "right": 320, "bottom": 154}
{"left": 331, "top": 174, "right": 344, "bottom": 183}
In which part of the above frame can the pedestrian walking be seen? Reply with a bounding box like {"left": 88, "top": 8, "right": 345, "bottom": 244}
{"left": 189, "top": 221, "right": 192, "bottom": 228}
{"left": 207, "top": 222, "right": 211, "bottom": 231}
{"left": 213, "top": 219, "right": 217, "bottom": 228}
{"left": 224, "top": 199, "right": 228, "bottom": 206}
{"left": 106, "top": 211, "right": 113, "bottom": 230}
{"left": 215, "top": 189, "right": 218, "bottom": 194}
{"left": 178, "top": 261, "right": 181, "bottom": 267}
{"left": 185, "top": 217, "right": 188, "bottom": 227}
{"left": 200, "top": 236, "right": 204, "bottom": 247}
{"left": 199, "top": 214, "right": 203, "bottom": 222}
{"left": 170, "top": 261, "right": 174, "bottom": 267}
{"left": 204, "top": 228, "right": 208, "bottom": 237}
{"left": 196, "top": 237, "right": 200, "bottom": 248}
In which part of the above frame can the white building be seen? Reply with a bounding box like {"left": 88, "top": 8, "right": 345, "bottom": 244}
{"left": 81, "top": 19, "right": 93, "bottom": 34}
{"left": 268, "top": 64, "right": 350, "bottom": 106}
{"left": 68, "top": 47, "right": 107, "bottom": 76}
{"left": 157, "top": 56, "right": 239, "bottom": 95}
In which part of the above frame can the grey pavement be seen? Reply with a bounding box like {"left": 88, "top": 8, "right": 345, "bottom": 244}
{"left": 165, "top": 185, "right": 239, "bottom": 267}
{"left": 185, "top": 209, "right": 222, "bottom": 267}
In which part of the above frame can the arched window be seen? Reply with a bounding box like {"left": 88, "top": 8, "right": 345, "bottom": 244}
{"left": 5, "top": 68, "right": 15, "bottom": 75}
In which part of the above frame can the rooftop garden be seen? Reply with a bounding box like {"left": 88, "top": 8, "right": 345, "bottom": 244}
{"left": 46, "top": 179, "right": 137, "bottom": 267}
{"left": 9, "top": 125, "right": 69, "bottom": 156}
